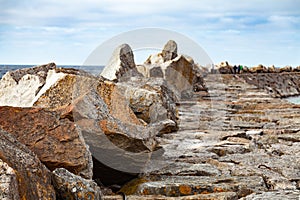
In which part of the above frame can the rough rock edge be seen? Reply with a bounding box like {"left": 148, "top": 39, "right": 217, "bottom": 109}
{"left": 52, "top": 168, "right": 102, "bottom": 200}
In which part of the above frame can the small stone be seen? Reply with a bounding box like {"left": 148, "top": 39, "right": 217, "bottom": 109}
{"left": 246, "top": 130, "right": 263, "bottom": 136}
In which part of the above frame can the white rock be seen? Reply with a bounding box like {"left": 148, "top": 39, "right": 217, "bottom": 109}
{"left": 31, "top": 70, "right": 66, "bottom": 105}
{"left": 246, "top": 130, "right": 263, "bottom": 136}
{"left": 0, "top": 73, "right": 41, "bottom": 107}
{"left": 0, "top": 68, "right": 66, "bottom": 107}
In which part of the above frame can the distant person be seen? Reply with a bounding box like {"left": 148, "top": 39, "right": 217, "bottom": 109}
{"left": 238, "top": 65, "right": 243, "bottom": 73}
{"left": 233, "top": 65, "right": 237, "bottom": 74}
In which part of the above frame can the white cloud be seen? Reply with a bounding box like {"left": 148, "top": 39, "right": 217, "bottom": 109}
{"left": 0, "top": 0, "right": 299, "bottom": 66}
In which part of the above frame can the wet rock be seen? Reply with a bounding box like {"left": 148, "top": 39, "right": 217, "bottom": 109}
{"left": 0, "top": 63, "right": 56, "bottom": 107}
{"left": 101, "top": 44, "right": 142, "bottom": 81}
{"left": 0, "top": 106, "right": 93, "bottom": 179}
{"left": 0, "top": 128, "right": 56, "bottom": 199}
{"left": 52, "top": 168, "right": 102, "bottom": 200}
{"left": 162, "top": 40, "right": 178, "bottom": 62}
{"left": 0, "top": 159, "right": 20, "bottom": 200}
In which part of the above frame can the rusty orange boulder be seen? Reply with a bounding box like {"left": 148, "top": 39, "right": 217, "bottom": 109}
{"left": 0, "top": 128, "right": 56, "bottom": 199}
{"left": 0, "top": 106, "right": 93, "bottom": 179}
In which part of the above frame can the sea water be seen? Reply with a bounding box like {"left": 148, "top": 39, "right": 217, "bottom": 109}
{"left": 286, "top": 96, "right": 300, "bottom": 104}
{"left": 0, "top": 65, "right": 104, "bottom": 79}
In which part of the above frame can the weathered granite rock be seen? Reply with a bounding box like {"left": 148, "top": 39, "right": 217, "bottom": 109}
{"left": 279, "top": 65, "right": 292, "bottom": 73}
{"left": 239, "top": 73, "right": 300, "bottom": 97}
{"left": 116, "top": 77, "right": 178, "bottom": 132}
{"left": 0, "top": 128, "right": 56, "bottom": 199}
{"left": 0, "top": 106, "right": 93, "bottom": 179}
{"left": 293, "top": 65, "right": 300, "bottom": 72}
{"left": 101, "top": 44, "right": 142, "bottom": 81}
{"left": 249, "top": 64, "right": 268, "bottom": 73}
{"left": 267, "top": 65, "right": 280, "bottom": 73}
{"left": 104, "top": 192, "right": 238, "bottom": 200}
{"left": 96, "top": 80, "right": 142, "bottom": 125}
{"left": 162, "top": 40, "right": 178, "bottom": 62}
{"left": 0, "top": 63, "right": 56, "bottom": 107}
{"left": 0, "top": 159, "right": 20, "bottom": 200}
{"left": 34, "top": 71, "right": 96, "bottom": 110}
{"left": 216, "top": 65, "right": 233, "bottom": 74}
{"left": 132, "top": 176, "right": 265, "bottom": 198}
{"left": 52, "top": 168, "right": 102, "bottom": 200}
{"left": 141, "top": 41, "right": 207, "bottom": 95}
{"left": 242, "top": 190, "right": 300, "bottom": 200}
{"left": 60, "top": 88, "right": 162, "bottom": 186}
{"left": 163, "top": 55, "right": 207, "bottom": 94}
{"left": 0, "top": 63, "right": 96, "bottom": 109}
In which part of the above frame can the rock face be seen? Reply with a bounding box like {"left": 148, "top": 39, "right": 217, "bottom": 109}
{"left": 116, "top": 73, "right": 300, "bottom": 199}
{"left": 0, "top": 128, "right": 56, "bottom": 199}
{"left": 2, "top": 41, "right": 300, "bottom": 199}
{"left": 162, "top": 40, "right": 178, "bottom": 62}
{"left": 0, "top": 106, "right": 93, "bottom": 179}
{"left": 0, "top": 159, "right": 20, "bottom": 200}
{"left": 142, "top": 41, "right": 207, "bottom": 96}
{"left": 0, "top": 63, "right": 56, "bottom": 107}
{"left": 239, "top": 73, "right": 300, "bottom": 97}
{"left": 52, "top": 168, "right": 102, "bottom": 200}
{"left": 116, "top": 78, "right": 178, "bottom": 132}
{"left": 101, "top": 44, "right": 142, "bottom": 81}
{"left": 34, "top": 71, "right": 96, "bottom": 110}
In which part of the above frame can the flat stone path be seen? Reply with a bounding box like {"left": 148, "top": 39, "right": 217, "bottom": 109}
{"left": 105, "top": 74, "right": 300, "bottom": 199}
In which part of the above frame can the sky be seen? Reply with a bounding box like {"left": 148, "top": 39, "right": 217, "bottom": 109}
{"left": 0, "top": 0, "right": 299, "bottom": 67}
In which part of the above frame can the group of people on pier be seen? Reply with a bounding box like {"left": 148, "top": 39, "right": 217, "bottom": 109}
{"left": 233, "top": 65, "right": 243, "bottom": 74}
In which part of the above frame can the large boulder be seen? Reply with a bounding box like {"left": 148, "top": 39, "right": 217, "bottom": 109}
{"left": 0, "top": 63, "right": 94, "bottom": 109}
{"left": 0, "top": 63, "right": 56, "bottom": 107}
{"left": 96, "top": 80, "right": 142, "bottom": 125}
{"left": 216, "top": 65, "right": 233, "bottom": 74}
{"left": 293, "top": 65, "right": 300, "bottom": 72}
{"left": 161, "top": 55, "right": 207, "bottom": 94}
{"left": 101, "top": 44, "right": 142, "bottom": 82}
{"left": 33, "top": 70, "right": 96, "bottom": 110}
{"left": 279, "top": 65, "right": 292, "bottom": 73}
{"left": 142, "top": 41, "right": 207, "bottom": 96}
{"left": 52, "top": 168, "right": 102, "bottom": 200}
{"left": 0, "top": 106, "right": 93, "bottom": 179}
{"left": 60, "top": 88, "right": 162, "bottom": 186}
{"left": 116, "top": 77, "right": 178, "bottom": 133}
{"left": 0, "top": 128, "right": 56, "bottom": 199}
{"left": 249, "top": 64, "right": 268, "bottom": 73}
{"left": 162, "top": 40, "right": 178, "bottom": 62}
{"left": 267, "top": 65, "right": 280, "bottom": 73}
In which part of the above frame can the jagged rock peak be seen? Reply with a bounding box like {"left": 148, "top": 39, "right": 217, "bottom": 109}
{"left": 162, "top": 40, "right": 178, "bottom": 62}
{"left": 101, "top": 43, "right": 142, "bottom": 81}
